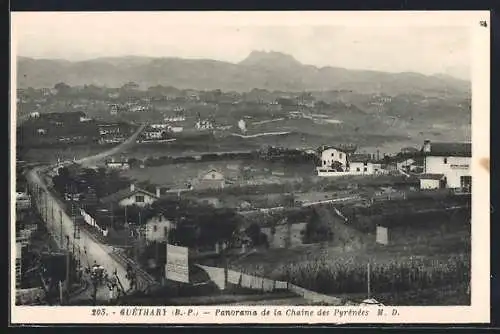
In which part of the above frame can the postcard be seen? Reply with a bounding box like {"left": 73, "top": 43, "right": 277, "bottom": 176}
{"left": 10, "top": 10, "right": 490, "bottom": 324}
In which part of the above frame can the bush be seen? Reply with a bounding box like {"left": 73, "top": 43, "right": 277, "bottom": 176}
{"left": 302, "top": 210, "right": 334, "bottom": 244}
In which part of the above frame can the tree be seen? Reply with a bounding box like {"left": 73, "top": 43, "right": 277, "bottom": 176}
{"left": 54, "top": 82, "right": 72, "bottom": 96}
{"left": 245, "top": 223, "right": 269, "bottom": 247}
{"left": 302, "top": 210, "right": 334, "bottom": 244}
{"left": 330, "top": 161, "right": 344, "bottom": 172}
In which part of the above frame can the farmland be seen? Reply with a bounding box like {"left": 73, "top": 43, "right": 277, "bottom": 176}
{"left": 200, "top": 196, "right": 471, "bottom": 306}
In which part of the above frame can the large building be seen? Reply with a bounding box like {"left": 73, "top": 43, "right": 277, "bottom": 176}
{"left": 421, "top": 140, "right": 472, "bottom": 190}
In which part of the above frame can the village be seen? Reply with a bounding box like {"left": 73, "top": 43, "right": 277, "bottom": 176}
{"left": 15, "top": 62, "right": 472, "bottom": 307}
{"left": 15, "top": 113, "right": 472, "bottom": 305}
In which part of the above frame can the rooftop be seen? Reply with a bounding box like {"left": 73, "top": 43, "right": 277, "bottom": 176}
{"left": 349, "top": 154, "right": 374, "bottom": 163}
{"left": 419, "top": 173, "right": 445, "bottom": 180}
{"left": 423, "top": 142, "right": 471, "bottom": 157}
{"left": 100, "top": 187, "right": 158, "bottom": 205}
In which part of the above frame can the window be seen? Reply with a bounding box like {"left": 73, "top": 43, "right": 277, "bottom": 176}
{"left": 164, "top": 226, "right": 169, "bottom": 237}
{"left": 356, "top": 168, "right": 361, "bottom": 172}
{"left": 443, "top": 158, "right": 448, "bottom": 164}
{"left": 339, "top": 153, "right": 343, "bottom": 159}
{"left": 212, "top": 173, "right": 216, "bottom": 179}
{"left": 364, "top": 167, "right": 368, "bottom": 172}
{"left": 331, "top": 153, "right": 335, "bottom": 157}
{"left": 153, "top": 225, "right": 157, "bottom": 232}
{"left": 135, "top": 195, "right": 145, "bottom": 203}
{"left": 323, "top": 160, "right": 326, "bottom": 166}
{"left": 364, "top": 162, "right": 368, "bottom": 166}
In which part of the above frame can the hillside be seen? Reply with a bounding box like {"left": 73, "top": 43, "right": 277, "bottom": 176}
{"left": 16, "top": 51, "right": 470, "bottom": 96}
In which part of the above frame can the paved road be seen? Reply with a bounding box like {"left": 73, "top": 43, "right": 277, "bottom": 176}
{"left": 26, "top": 123, "right": 156, "bottom": 302}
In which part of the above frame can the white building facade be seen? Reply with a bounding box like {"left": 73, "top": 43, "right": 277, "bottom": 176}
{"left": 422, "top": 140, "right": 471, "bottom": 190}
{"left": 316, "top": 149, "right": 382, "bottom": 176}
{"left": 320, "top": 148, "right": 348, "bottom": 168}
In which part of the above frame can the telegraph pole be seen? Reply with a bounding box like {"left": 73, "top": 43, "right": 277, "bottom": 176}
{"left": 65, "top": 235, "right": 71, "bottom": 303}
{"left": 71, "top": 198, "right": 76, "bottom": 255}
{"left": 59, "top": 210, "right": 63, "bottom": 249}
{"left": 367, "top": 262, "right": 371, "bottom": 300}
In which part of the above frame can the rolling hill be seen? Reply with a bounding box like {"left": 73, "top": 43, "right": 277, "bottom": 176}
{"left": 16, "top": 51, "right": 470, "bottom": 96}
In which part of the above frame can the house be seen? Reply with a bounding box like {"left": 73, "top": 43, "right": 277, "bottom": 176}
{"left": 98, "top": 123, "right": 122, "bottom": 136}
{"left": 348, "top": 154, "right": 377, "bottom": 174}
{"left": 16, "top": 192, "right": 31, "bottom": 211}
{"left": 37, "top": 128, "right": 47, "bottom": 135}
{"left": 110, "top": 104, "right": 120, "bottom": 115}
{"left": 105, "top": 158, "right": 130, "bottom": 170}
{"left": 168, "top": 126, "right": 184, "bottom": 133}
{"left": 16, "top": 243, "right": 22, "bottom": 288}
{"left": 150, "top": 123, "right": 169, "bottom": 130}
{"left": 318, "top": 147, "right": 349, "bottom": 171}
{"left": 195, "top": 120, "right": 214, "bottom": 130}
{"left": 421, "top": 140, "right": 472, "bottom": 190}
{"left": 100, "top": 184, "right": 160, "bottom": 208}
{"left": 197, "top": 169, "right": 225, "bottom": 190}
{"left": 29, "top": 112, "right": 40, "bottom": 119}
{"left": 144, "top": 214, "right": 175, "bottom": 243}
{"left": 419, "top": 173, "right": 447, "bottom": 190}
{"left": 142, "top": 129, "right": 166, "bottom": 141}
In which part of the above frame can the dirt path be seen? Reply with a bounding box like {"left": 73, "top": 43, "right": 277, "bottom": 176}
{"left": 76, "top": 123, "right": 147, "bottom": 167}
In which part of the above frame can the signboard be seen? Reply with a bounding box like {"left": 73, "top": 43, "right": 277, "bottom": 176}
{"left": 165, "top": 244, "right": 189, "bottom": 283}
{"left": 376, "top": 226, "right": 389, "bottom": 245}
{"left": 450, "top": 164, "right": 469, "bottom": 170}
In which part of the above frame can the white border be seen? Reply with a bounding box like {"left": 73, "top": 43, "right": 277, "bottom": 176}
{"left": 10, "top": 11, "right": 490, "bottom": 324}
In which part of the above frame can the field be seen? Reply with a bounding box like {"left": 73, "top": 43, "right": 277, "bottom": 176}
{"left": 200, "top": 197, "right": 471, "bottom": 306}
{"left": 122, "top": 159, "right": 315, "bottom": 189}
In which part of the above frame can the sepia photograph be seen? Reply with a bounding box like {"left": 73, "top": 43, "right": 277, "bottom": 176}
{"left": 10, "top": 11, "right": 490, "bottom": 324}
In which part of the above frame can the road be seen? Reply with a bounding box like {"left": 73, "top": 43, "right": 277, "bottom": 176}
{"left": 25, "top": 123, "right": 156, "bottom": 303}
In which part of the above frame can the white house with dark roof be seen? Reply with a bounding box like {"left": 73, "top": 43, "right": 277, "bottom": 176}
{"left": 421, "top": 140, "right": 471, "bottom": 190}
{"left": 100, "top": 184, "right": 160, "bottom": 207}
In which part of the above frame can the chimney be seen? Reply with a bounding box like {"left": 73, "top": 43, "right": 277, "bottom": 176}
{"left": 130, "top": 184, "right": 135, "bottom": 192}
{"left": 156, "top": 186, "right": 161, "bottom": 198}
{"left": 423, "top": 139, "right": 431, "bottom": 153}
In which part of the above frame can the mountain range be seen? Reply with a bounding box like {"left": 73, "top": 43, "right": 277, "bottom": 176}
{"left": 16, "top": 51, "right": 470, "bottom": 96}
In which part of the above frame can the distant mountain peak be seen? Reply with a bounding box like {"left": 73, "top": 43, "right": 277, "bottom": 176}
{"left": 239, "top": 50, "right": 302, "bottom": 67}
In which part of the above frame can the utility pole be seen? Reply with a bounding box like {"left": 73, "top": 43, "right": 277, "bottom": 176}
{"left": 71, "top": 198, "right": 76, "bottom": 255}
{"left": 367, "top": 262, "right": 371, "bottom": 300}
{"left": 59, "top": 210, "right": 63, "bottom": 249}
{"left": 65, "top": 235, "right": 71, "bottom": 297}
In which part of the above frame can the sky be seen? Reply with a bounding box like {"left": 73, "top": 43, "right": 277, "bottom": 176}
{"left": 12, "top": 12, "right": 473, "bottom": 80}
